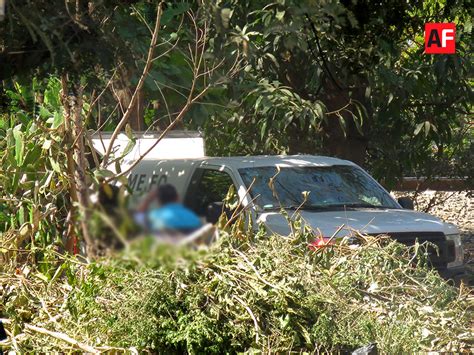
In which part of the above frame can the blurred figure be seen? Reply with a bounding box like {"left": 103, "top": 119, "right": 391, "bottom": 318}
{"left": 135, "top": 184, "right": 202, "bottom": 236}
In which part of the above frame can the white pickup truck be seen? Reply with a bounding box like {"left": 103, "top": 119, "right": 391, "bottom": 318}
{"left": 93, "top": 132, "right": 466, "bottom": 280}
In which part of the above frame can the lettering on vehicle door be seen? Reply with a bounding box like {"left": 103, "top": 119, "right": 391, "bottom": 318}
{"left": 127, "top": 173, "right": 167, "bottom": 193}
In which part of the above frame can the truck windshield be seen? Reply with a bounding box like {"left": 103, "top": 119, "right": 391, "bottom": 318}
{"left": 238, "top": 165, "right": 399, "bottom": 211}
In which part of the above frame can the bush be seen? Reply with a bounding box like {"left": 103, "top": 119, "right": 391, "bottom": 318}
{"left": 1, "top": 226, "right": 472, "bottom": 353}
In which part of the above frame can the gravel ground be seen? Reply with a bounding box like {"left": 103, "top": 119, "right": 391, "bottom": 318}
{"left": 392, "top": 190, "right": 473, "bottom": 280}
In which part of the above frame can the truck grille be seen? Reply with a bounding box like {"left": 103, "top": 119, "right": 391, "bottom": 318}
{"left": 370, "top": 232, "right": 455, "bottom": 269}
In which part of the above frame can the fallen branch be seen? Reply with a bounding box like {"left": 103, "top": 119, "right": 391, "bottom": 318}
{"left": 24, "top": 324, "right": 100, "bottom": 354}
{"left": 234, "top": 295, "right": 260, "bottom": 344}
{"left": 0, "top": 319, "right": 100, "bottom": 354}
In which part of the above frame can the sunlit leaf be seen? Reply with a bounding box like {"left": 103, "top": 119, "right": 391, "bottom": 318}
{"left": 13, "top": 128, "right": 25, "bottom": 166}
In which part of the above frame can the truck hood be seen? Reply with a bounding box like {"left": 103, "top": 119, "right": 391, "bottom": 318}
{"left": 257, "top": 209, "right": 459, "bottom": 237}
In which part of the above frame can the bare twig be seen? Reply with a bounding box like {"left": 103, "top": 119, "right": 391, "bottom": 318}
{"left": 105, "top": 15, "right": 241, "bottom": 182}
{"left": 102, "top": 1, "right": 164, "bottom": 167}
{"left": 0, "top": 319, "right": 100, "bottom": 354}
{"left": 305, "top": 13, "right": 343, "bottom": 91}
{"left": 234, "top": 295, "right": 260, "bottom": 344}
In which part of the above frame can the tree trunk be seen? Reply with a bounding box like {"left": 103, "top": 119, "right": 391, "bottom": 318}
{"left": 73, "top": 84, "right": 95, "bottom": 257}
{"left": 60, "top": 74, "right": 95, "bottom": 257}
{"left": 60, "top": 74, "right": 79, "bottom": 254}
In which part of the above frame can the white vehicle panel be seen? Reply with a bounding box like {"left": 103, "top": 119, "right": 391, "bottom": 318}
{"left": 259, "top": 209, "right": 459, "bottom": 237}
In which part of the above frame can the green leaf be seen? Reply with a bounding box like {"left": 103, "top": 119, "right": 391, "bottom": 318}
{"left": 49, "top": 158, "right": 61, "bottom": 173}
{"left": 276, "top": 10, "right": 285, "bottom": 21}
{"left": 314, "top": 102, "right": 324, "bottom": 119}
{"left": 424, "top": 121, "right": 430, "bottom": 137}
{"left": 23, "top": 145, "right": 42, "bottom": 167}
{"left": 39, "top": 106, "right": 52, "bottom": 119}
{"left": 265, "top": 53, "right": 279, "bottom": 68}
{"left": 161, "top": 3, "right": 191, "bottom": 26}
{"left": 94, "top": 169, "right": 115, "bottom": 179}
{"left": 387, "top": 93, "right": 394, "bottom": 105}
{"left": 220, "top": 8, "right": 232, "bottom": 29}
{"left": 0, "top": 211, "right": 9, "bottom": 222}
{"left": 115, "top": 161, "right": 122, "bottom": 174}
{"left": 51, "top": 112, "right": 64, "bottom": 129}
{"left": 28, "top": 122, "right": 38, "bottom": 134}
{"left": 336, "top": 113, "right": 347, "bottom": 137}
{"left": 414, "top": 122, "right": 424, "bottom": 136}
{"left": 13, "top": 127, "right": 25, "bottom": 166}
{"left": 280, "top": 88, "right": 293, "bottom": 97}
{"left": 260, "top": 120, "right": 267, "bottom": 140}
{"left": 122, "top": 138, "right": 136, "bottom": 157}
{"left": 35, "top": 272, "right": 50, "bottom": 282}
{"left": 125, "top": 124, "right": 133, "bottom": 139}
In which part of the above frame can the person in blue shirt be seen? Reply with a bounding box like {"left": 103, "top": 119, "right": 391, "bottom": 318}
{"left": 135, "top": 184, "right": 202, "bottom": 235}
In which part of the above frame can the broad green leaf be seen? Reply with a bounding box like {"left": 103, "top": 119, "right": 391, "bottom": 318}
{"left": 220, "top": 8, "right": 232, "bottom": 29}
{"left": 35, "top": 272, "right": 50, "bottom": 282}
{"left": 125, "top": 124, "right": 133, "bottom": 139}
{"left": 0, "top": 211, "right": 9, "bottom": 222}
{"left": 115, "top": 161, "right": 122, "bottom": 174}
{"left": 388, "top": 93, "right": 394, "bottom": 105}
{"left": 161, "top": 3, "right": 191, "bottom": 26}
{"left": 276, "top": 10, "right": 285, "bottom": 21}
{"left": 314, "top": 101, "right": 324, "bottom": 118}
{"left": 23, "top": 145, "right": 42, "bottom": 167}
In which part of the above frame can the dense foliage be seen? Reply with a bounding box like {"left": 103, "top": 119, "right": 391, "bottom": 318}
{"left": 0, "top": 79, "right": 71, "bottom": 249}
{"left": 200, "top": 0, "right": 473, "bottom": 184}
{"left": 0, "top": 2, "right": 472, "bottom": 352}
{"left": 1, "top": 0, "right": 472, "bottom": 183}
{"left": 1, "top": 226, "right": 472, "bottom": 353}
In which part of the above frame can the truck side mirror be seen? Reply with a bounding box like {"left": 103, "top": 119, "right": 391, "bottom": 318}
{"left": 397, "top": 196, "right": 414, "bottom": 210}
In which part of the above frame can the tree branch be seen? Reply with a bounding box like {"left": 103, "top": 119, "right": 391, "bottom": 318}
{"left": 105, "top": 15, "right": 240, "bottom": 182}
{"left": 102, "top": 1, "right": 164, "bottom": 167}
{"left": 305, "top": 13, "right": 343, "bottom": 91}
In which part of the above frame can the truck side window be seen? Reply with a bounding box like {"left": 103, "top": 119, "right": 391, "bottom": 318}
{"left": 185, "top": 168, "right": 235, "bottom": 217}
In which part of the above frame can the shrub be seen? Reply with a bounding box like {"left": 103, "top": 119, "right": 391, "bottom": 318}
{"left": 2, "top": 227, "right": 471, "bottom": 353}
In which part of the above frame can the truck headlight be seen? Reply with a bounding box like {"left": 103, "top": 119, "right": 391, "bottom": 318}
{"left": 446, "top": 234, "right": 464, "bottom": 268}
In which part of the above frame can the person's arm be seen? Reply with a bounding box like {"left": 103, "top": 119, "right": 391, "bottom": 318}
{"left": 136, "top": 188, "right": 158, "bottom": 213}
{"left": 134, "top": 188, "right": 158, "bottom": 230}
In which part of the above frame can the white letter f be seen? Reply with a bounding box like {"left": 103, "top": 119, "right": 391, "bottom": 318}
{"left": 441, "top": 29, "right": 454, "bottom": 47}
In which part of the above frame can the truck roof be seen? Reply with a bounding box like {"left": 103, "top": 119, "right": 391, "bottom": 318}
{"left": 184, "top": 155, "right": 356, "bottom": 170}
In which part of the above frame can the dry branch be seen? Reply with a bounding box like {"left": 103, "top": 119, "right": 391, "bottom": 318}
{"left": 0, "top": 319, "right": 99, "bottom": 354}
{"left": 102, "top": 1, "right": 164, "bottom": 167}
{"left": 105, "top": 15, "right": 241, "bottom": 181}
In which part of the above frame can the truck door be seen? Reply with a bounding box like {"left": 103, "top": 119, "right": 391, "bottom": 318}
{"left": 184, "top": 168, "right": 236, "bottom": 222}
